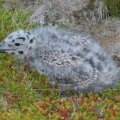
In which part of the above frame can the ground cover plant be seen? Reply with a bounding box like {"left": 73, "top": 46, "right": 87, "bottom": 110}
{"left": 0, "top": 1, "right": 120, "bottom": 120}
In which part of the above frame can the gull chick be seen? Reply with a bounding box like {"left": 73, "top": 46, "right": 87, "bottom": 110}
{"left": 0, "top": 27, "right": 120, "bottom": 93}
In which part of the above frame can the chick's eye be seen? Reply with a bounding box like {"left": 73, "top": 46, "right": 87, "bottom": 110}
{"left": 15, "top": 43, "right": 20, "bottom": 46}
{"left": 18, "top": 51, "right": 24, "bottom": 54}
{"left": 12, "top": 40, "right": 15, "bottom": 42}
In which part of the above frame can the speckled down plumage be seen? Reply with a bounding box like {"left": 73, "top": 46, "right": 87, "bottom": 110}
{"left": 0, "top": 27, "right": 120, "bottom": 93}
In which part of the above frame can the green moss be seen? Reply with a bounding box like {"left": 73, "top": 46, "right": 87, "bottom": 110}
{"left": 104, "top": 0, "right": 120, "bottom": 17}
{"left": 0, "top": 8, "right": 36, "bottom": 40}
{"left": 87, "top": 0, "right": 120, "bottom": 17}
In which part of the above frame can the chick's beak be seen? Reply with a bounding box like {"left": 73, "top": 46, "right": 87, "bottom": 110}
{"left": 0, "top": 42, "right": 8, "bottom": 53}
{"left": 0, "top": 49, "right": 9, "bottom": 53}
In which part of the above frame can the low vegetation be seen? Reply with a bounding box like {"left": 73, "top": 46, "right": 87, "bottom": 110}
{"left": 0, "top": 1, "right": 120, "bottom": 119}
{"left": 104, "top": 0, "right": 120, "bottom": 17}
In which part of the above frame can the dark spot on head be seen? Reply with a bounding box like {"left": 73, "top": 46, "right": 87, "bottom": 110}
{"left": 18, "top": 51, "right": 24, "bottom": 54}
{"left": 8, "top": 44, "right": 12, "bottom": 47}
{"left": 11, "top": 52, "right": 15, "bottom": 55}
{"left": 30, "top": 39, "right": 33, "bottom": 43}
{"left": 3, "top": 41, "right": 5, "bottom": 43}
{"left": 15, "top": 43, "right": 20, "bottom": 46}
{"left": 12, "top": 40, "right": 15, "bottom": 42}
{"left": 27, "top": 35, "right": 29, "bottom": 39}
{"left": 8, "top": 36, "right": 13, "bottom": 39}
{"left": 26, "top": 32, "right": 31, "bottom": 35}
{"left": 29, "top": 47, "right": 32, "bottom": 50}
{"left": 18, "top": 37, "right": 25, "bottom": 41}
